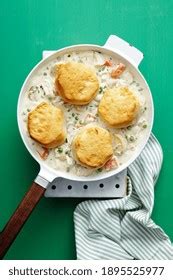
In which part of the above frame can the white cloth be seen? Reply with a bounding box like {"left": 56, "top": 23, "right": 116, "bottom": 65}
{"left": 74, "top": 134, "right": 173, "bottom": 259}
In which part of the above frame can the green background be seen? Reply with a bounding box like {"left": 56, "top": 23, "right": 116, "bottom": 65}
{"left": 0, "top": 0, "right": 173, "bottom": 260}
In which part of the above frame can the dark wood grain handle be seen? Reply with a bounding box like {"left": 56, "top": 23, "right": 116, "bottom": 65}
{"left": 0, "top": 182, "right": 45, "bottom": 259}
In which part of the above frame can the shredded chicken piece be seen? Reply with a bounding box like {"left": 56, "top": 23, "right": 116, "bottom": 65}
{"left": 84, "top": 113, "right": 97, "bottom": 123}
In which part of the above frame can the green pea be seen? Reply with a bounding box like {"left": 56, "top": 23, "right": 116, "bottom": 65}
{"left": 96, "top": 168, "right": 102, "bottom": 173}
{"left": 129, "top": 135, "right": 135, "bottom": 142}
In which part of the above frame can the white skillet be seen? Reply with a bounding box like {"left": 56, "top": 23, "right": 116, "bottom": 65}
{"left": 0, "top": 35, "right": 154, "bottom": 258}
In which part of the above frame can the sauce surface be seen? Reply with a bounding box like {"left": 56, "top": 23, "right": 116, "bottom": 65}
{"left": 21, "top": 50, "right": 150, "bottom": 176}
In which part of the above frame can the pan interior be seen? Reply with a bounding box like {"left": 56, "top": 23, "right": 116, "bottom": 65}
{"left": 17, "top": 45, "right": 153, "bottom": 182}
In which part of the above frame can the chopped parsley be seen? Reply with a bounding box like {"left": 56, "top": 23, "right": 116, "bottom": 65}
{"left": 58, "top": 147, "right": 63, "bottom": 153}
{"left": 99, "top": 87, "right": 103, "bottom": 94}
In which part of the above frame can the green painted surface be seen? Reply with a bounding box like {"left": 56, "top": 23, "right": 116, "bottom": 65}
{"left": 0, "top": 0, "right": 173, "bottom": 260}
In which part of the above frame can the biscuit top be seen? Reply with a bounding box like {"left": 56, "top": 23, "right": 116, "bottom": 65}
{"left": 73, "top": 126, "right": 113, "bottom": 168}
{"left": 28, "top": 102, "right": 66, "bottom": 148}
{"left": 55, "top": 62, "right": 99, "bottom": 105}
{"left": 98, "top": 87, "right": 140, "bottom": 128}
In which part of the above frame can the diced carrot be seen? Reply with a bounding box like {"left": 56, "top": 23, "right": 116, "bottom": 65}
{"left": 103, "top": 60, "right": 113, "bottom": 67}
{"left": 38, "top": 148, "right": 49, "bottom": 160}
{"left": 104, "top": 157, "right": 118, "bottom": 171}
{"left": 111, "top": 63, "right": 126, "bottom": 78}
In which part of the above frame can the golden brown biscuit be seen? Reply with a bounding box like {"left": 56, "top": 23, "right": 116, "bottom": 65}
{"left": 98, "top": 87, "right": 140, "bottom": 128}
{"left": 28, "top": 102, "right": 66, "bottom": 148}
{"left": 55, "top": 62, "right": 99, "bottom": 105}
{"left": 72, "top": 126, "right": 113, "bottom": 168}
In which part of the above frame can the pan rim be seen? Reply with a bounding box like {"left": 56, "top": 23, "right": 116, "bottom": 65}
{"left": 17, "top": 43, "right": 154, "bottom": 182}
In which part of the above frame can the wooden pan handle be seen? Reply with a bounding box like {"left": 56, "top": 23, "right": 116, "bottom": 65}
{"left": 0, "top": 182, "right": 45, "bottom": 259}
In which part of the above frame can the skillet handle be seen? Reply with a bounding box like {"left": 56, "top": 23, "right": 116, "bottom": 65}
{"left": 0, "top": 182, "right": 45, "bottom": 259}
{"left": 104, "top": 34, "right": 144, "bottom": 68}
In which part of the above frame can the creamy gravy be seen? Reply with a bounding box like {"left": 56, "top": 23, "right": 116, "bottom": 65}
{"left": 22, "top": 50, "right": 150, "bottom": 176}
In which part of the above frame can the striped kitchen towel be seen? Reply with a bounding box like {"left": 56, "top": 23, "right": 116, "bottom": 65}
{"left": 74, "top": 134, "right": 173, "bottom": 259}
